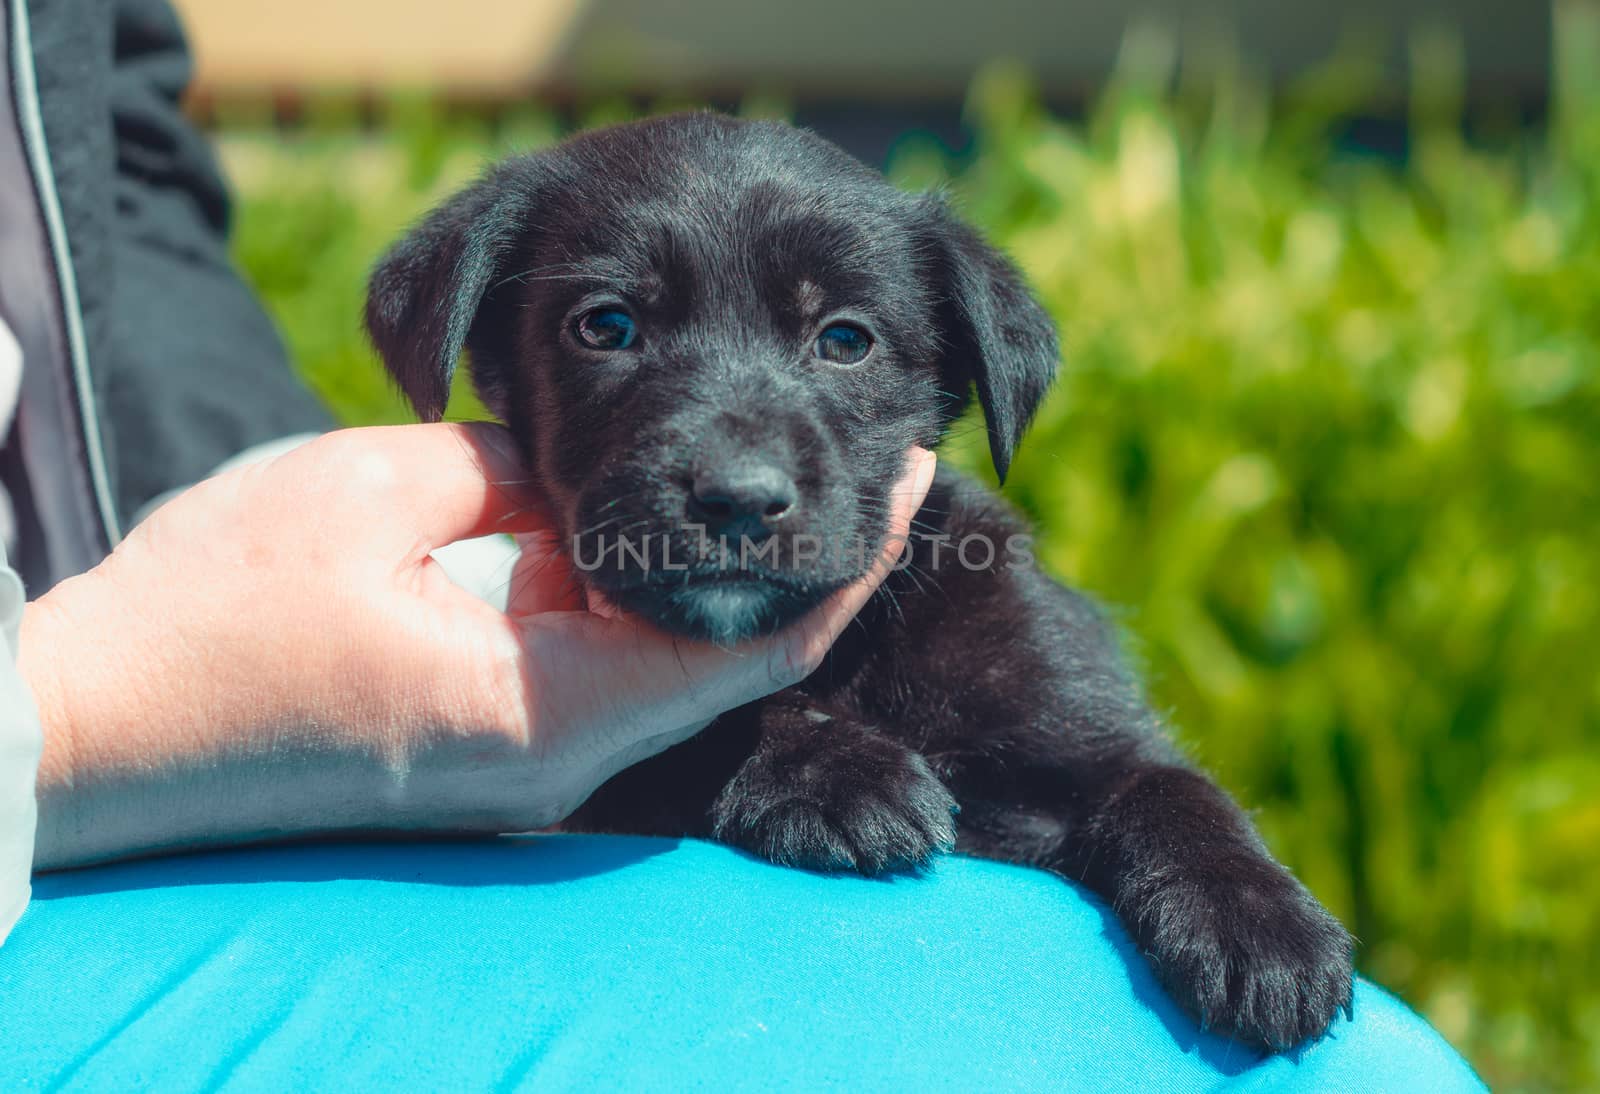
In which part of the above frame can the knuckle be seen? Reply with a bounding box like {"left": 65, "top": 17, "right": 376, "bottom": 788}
{"left": 769, "top": 630, "right": 822, "bottom": 689}
{"left": 334, "top": 439, "right": 403, "bottom": 496}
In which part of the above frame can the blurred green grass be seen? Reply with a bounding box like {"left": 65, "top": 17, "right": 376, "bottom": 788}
{"left": 221, "top": 19, "right": 1598, "bottom": 1091}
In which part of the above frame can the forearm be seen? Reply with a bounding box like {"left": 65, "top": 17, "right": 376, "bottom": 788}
{"left": 22, "top": 574, "right": 370, "bottom": 868}
{"left": 18, "top": 568, "right": 523, "bottom": 870}
{"left": 30, "top": 732, "right": 399, "bottom": 872}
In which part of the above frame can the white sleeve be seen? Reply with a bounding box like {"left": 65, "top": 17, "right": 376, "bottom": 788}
{"left": 0, "top": 544, "right": 42, "bottom": 944}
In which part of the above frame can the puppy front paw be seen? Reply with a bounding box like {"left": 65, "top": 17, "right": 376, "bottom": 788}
{"left": 711, "top": 721, "right": 957, "bottom": 874}
{"left": 1138, "top": 858, "right": 1354, "bottom": 1051}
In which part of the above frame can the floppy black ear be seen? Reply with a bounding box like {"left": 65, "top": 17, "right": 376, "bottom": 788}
{"left": 923, "top": 199, "right": 1060, "bottom": 483}
{"left": 365, "top": 167, "right": 535, "bottom": 422}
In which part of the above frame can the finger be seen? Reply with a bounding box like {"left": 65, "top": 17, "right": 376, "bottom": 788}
{"left": 519, "top": 610, "right": 786, "bottom": 754}
{"left": 504, "top": 531, "right": 586, "bottom": 616}
{"left": 777, "top": 446, "right": 937, "bottom": 678}
{"left": 518, "top": 447, "right": 938, "bottom": 747}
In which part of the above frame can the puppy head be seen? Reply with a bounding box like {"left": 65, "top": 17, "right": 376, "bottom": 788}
{"left": 367, "top": 113, "right": 1057, "bottom": 642}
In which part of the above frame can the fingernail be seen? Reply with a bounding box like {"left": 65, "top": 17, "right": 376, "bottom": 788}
{"left": 471, "top": 421, "right": 521, "bottom": 462}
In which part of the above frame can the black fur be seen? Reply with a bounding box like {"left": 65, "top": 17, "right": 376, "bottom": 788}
{"left": 366, "top": 113, "right": 1354, "bottom": 1051}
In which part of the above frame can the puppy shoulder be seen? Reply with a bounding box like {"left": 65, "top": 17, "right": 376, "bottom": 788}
{"left": 904, "top": 464, "right": 1140, "bottom": 683}
{"left": 918, "top": 463, "right": 1030, "bottom": 538}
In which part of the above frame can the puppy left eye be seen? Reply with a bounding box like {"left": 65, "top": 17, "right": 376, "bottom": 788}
{"left": 815, "top": 323, "right": 873, "bottom": 365}
{"left": 576, "top": 308, "right": 637, "bottom": 350}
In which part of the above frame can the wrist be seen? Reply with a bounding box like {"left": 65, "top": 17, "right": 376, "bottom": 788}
{"left": 18, "top": 567, "right": 171, "bottom": 868}
{"left": 17, "top": 573, "right": 96, "bottom": 800}
{"left": 17, "top": 566, "right": 374, "bottom": 867}
{"left": 17, "top": 567, "right": 531, "bottom": 866}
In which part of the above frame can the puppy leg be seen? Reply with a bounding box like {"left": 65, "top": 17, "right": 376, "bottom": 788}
{"left": 926, "top": 635, "right": 1354, "bottom": 1053}
{"left": 1087, "top": 766, "right": 1351, "bottom": 1050}
{"left": 711, "top": 697, "right": 957, "bottom": 874}
{"left": 956, "top": 761, "right": 1353, "bottom": 1051}
{"left": 563, "top": 693, "right": 956, "bottom": 874}
{"left": 844, "top": 481, "right": 1356, "bottom": 1050}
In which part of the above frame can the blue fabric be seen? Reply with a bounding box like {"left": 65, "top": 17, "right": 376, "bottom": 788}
{"left": 0, "top": 836, "right": 1480, "bottom": 1092}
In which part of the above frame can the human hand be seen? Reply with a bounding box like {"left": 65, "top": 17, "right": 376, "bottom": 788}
{"left": 21, "top": 424, "right": 935, "bottom": 868}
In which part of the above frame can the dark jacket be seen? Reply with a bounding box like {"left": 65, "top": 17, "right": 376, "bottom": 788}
{"left": 3, "top": 0, "right": 332, "bottom": 591}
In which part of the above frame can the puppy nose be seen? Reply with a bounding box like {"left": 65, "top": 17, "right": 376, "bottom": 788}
{"left": 689, "top": 463, "right": 798, "bottom": 530}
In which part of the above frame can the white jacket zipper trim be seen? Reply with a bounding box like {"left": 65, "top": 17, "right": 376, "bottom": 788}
{"left": 7, "top": 0, "right": 122, "bottom": 546}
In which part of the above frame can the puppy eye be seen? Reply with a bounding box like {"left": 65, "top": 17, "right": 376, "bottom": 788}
{"left": 576, "top": 308, "right": 636, "bottom": 350}
{"left": 814, "top": 323, "right": 873, "bottom": 365}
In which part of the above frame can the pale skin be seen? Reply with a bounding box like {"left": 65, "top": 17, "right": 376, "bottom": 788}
{"left": 18, "top": 423, "right": 936, "bottom": 870}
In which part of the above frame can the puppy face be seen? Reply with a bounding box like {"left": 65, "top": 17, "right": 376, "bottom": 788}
{"left": 367, "top": 114, "right": 1057, "bottom": 642}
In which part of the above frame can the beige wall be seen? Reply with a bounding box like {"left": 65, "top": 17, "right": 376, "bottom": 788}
{"left": 173, "top": 0, "right": 1548, "bottom": 99}
{"left": 172, "top": 0, "right": 589, "bottom": 92}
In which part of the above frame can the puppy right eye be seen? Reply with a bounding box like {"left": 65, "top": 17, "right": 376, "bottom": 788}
{"left": 576, "top": 308, "right": 637, "bottom": 350}
{"left": 814, "top": 323, "right": 873, "bottom": 365}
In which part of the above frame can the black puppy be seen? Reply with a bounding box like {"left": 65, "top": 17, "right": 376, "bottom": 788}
{"left": 366, "top": 113, "right": 1353, "bottom": 1050}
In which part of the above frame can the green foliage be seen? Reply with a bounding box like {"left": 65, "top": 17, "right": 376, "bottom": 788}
{"left": 939, "top": 56, "right": 1600, "bottom": 1094}
{"left": 226, "top": 24, "right": 1599, "bottom": 1089}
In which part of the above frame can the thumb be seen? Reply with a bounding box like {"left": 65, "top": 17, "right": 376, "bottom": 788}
{"left": 315, "top": 422, "right": 551, "bottom": 550}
